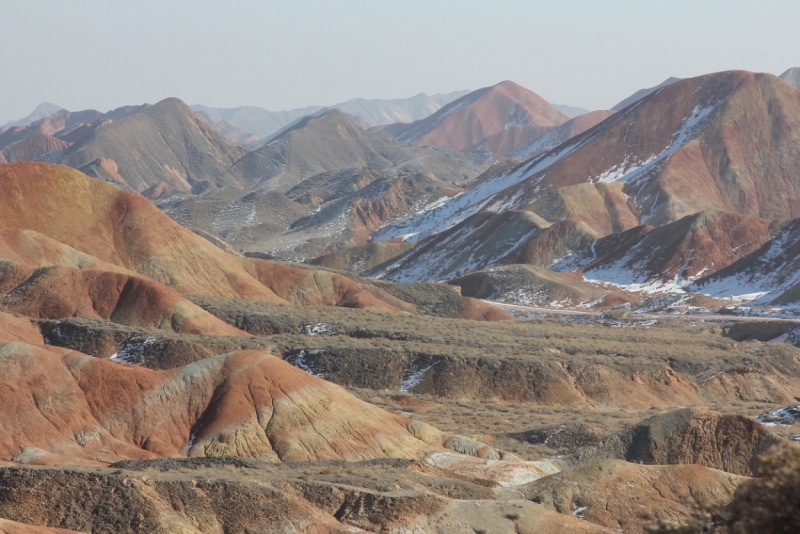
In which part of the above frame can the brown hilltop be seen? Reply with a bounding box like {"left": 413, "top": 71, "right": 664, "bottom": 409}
{"left": 0, "top": 162, "right": 285, "bottom": 301}
{"left": 385, "top": 80, "right": 569, "bottom": 155}
{"left": 566, "top": 408, "right": 781, "bottom": 476}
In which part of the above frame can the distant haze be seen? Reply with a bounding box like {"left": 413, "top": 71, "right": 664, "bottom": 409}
{"left": 1, "top": 0, "right": 799, "bottom": 124}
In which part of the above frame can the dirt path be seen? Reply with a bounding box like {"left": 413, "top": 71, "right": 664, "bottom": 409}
{"left": 481, "top": 300, "right": 800, "bottom": 324}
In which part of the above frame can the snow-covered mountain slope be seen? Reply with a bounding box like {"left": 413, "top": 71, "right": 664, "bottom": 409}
{"left": 375, "top": 71, "right": 800, "bottom": 246}
{"left": 509, "top": 110, "right": 615, "bottom": 161}
{"left": 552, "top": 211, "right": 779, "bottom": 294}
{"left": 366, "top": 211, "right": 550, "bottom": 283}
{"left": 689, "top": 219, "right": 800, "bottom": 305}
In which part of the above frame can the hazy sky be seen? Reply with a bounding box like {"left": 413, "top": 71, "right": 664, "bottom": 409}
{"left": 1, "top": 0, "right": 799, "bottom": 123}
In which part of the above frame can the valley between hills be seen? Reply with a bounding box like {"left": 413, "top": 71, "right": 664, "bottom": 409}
{"left": 1, "top": 68, "right": 800, "bottom": 533}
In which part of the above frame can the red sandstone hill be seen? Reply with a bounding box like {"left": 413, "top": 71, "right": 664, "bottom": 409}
{"left": 0, "top": 336, "right": 517, "bottom": 466}
{"left": 384, "top": 81, "right": 569, "bottom": 156}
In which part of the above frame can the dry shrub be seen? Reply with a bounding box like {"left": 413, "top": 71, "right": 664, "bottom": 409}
{"left": 648, "top": 441, "right": 800, "bottom": 533}
{"left": 726, "top": 441, "right": 800, "bottom": 533}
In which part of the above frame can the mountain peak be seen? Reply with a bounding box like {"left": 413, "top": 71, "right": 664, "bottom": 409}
{"left": 5, "top": 102, "right": 64, "bottom": 127}
{"left": 384, "top": 81, "right": 568, "bottom": 154}
{"left": 780, "top": 67, "right": 800, "bottom": 90}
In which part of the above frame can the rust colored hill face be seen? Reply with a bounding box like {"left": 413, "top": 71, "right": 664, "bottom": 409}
{"left": 1, "top": 266, "right": 245, "bottom": 336}
{"left": 385, "top": 81, "right": 569, "bottom": 154}
{"left": 0, "top": 312, "right": 43, "bottom": 345}
{"left": 0, "top": 162, "right": 507, "bottom": 321}
{"left": 0, "top": 342, "right": 453, "bottom": 466}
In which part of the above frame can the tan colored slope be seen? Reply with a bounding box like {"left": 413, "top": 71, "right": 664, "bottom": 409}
{"left": 522, "top": 460, "right": 745, "bottom": 533}
{"left": 0, "top": 519, "right": 81, "bottom": 534}
{"left": 0, "top": 342, "right": 473, "bottom": 466}
{"left": 386, "top": 80, "right": 569, "bottom": 152}
{"left": 522, "top": 181, "right": 638, "bottom": 236}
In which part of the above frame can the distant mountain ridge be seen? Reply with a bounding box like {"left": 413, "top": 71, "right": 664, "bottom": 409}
{"left": 551, "top": 103, "right": 589, "bottom": 117}
{"left": 3, "top": 102, "right": 64, "bottom": 127}
{"left": 0, "top": 98, "right": 247, "bottom": 196}
{"left": 192, "top": 90, "right": 470, "bottom": 145}
{"left": 780, "top": 67, "right": 800, "bottom": 90}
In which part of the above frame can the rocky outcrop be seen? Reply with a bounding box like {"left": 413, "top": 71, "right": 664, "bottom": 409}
{"left": 566, "top": 408, "right": 782, "bottom": 476}
{"left": 522, "top": 459, "right": 744, "bottom": 532}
